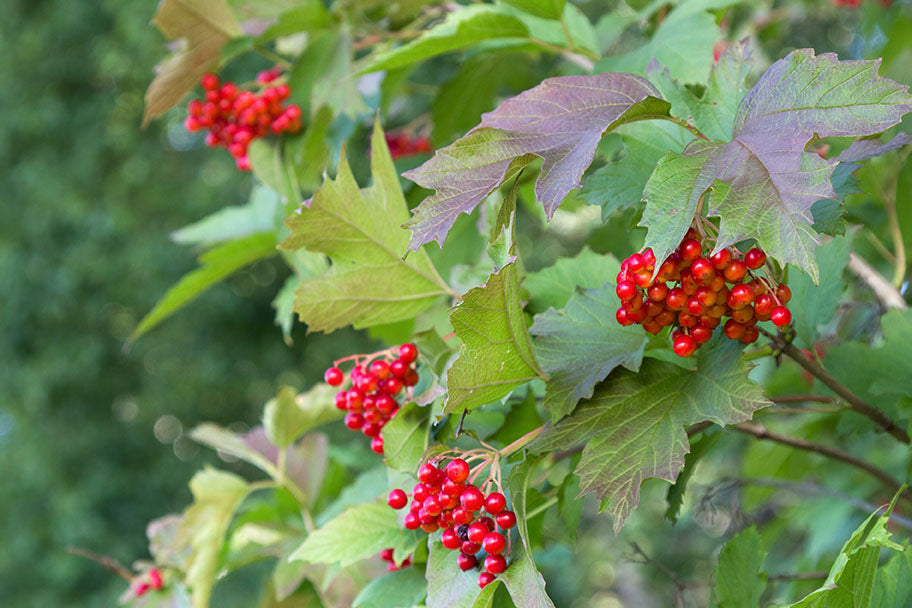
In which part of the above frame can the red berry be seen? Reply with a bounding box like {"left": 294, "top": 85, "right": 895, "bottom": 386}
{"left": 723, "top": 260, "right": 748, "bottom": 283}
{"left": 673, "top": 334, "right": 697, "bottom": 358}
{"left": 461, "top": 541, "right": 481, "bottom": 555}
{"left": 362, "top": 422, "right": 382, "bottom": 438}
{"left": 741, "top": 326, "right": 760, "bottom": 344}
{"left": 776, "top": 284, "right": 792, "bottom": 304}
{"left": 711, "top": 248, "right": 732, "bottom": 270}
{"left": 642, "top": 248, "right": 657, "bottom": 268}
{"left": 375, "top": 394, "right": 396, "bottom": 414}
{"left": 691, "top": 324, "right": 713, "bottom": 344}
{"left": 482, "top": 532, "right": 507, "bottom": 555}
{"left": 460, "top": 487, "right": 485, "bottom": 512}
{"left": 423, "top": 495, "right": 443, "bottom": 516}
{"left": 478, "top": 572, "right": 496, "bottom": 588}
{"left": 452, "top": 506, "right": 471, "bottom": 524}
{"left": 627, "top": 253, "right": 644, "bottom": 272}
{"left": 616, "top": 280, "right": 637, "bottom": 301}
{"left": 495, "top": 510, "right": 516, "bottom": 529}
{"left": 484, "top": 554, "right": 507, "bottom": 574}
{"left": 666, "top": 288, "right": 687, "bottom": 311}
{"left": 616, "top": 308, "right": 632, "bottom": 326}
{"left": 690, "top": 258, "right": 714, "bottom": 281}
{"left": 458, "top": 553, "right": 477, "bottom": 571}
{"left": 724, "top": 319, "right": 746, "bottom": 340}
{"left": 369, "top": 360, "right": 390, "bottom": 379}
{"left": 647, "top": 283, "right": 669, "bottom": 302}
{"left": 446, "top": 459, "right": 470, "bottom": 483}
{"left": 148, "top": 569, "right": 163, "bottom": 590}
{"left": 679, "top": 238, "right": 703, "bottom": 261}
{"left": 388, "top": 489, "right": 407, "bottom": 509}
{"left": 771, "top": 306, "right": 792, "bottom": 327}
{"left": 324, "top": 367, "right": 344, "bottom": 386}
{"left": 200, "top": 73, "right": 219, "bottom": 91}
{"left": 344, "top": 412, "right": 364, "bottom": 430}
{"left": 134, "top": 582, "right": 150, "bottom": 597}
{"left": 754, "top": 293, "right": 774, "bottom": 316}
{"left": 413, "top": 483, "right": 430, "bottom": 502}
{"left": 467, "top": 522, "right": 488, "bottom": 543}
{"left": 744, "top": 248, "right": 767, "bottom": 269}
{"left": 404, "top": 512, "right": 420, "bottom": 530}
{"left": 379, "top": 548, "right": 394, "bottom": 561}
{"left": 334, "top": 392, "right": 347, "bottom": 410}
{"left": 346, "top": 389, "right": 364, "bottom": 411}
{"left": 442, "top": 527, "right": 462, "bottom": 550}
{"left": 729, "top": 284, "right": 755, "bottom": 307}
{"left": 478, "top": 516, "right": 495, "bottom": 531}
{"left": 686, "top": 296, "right": 705, "bottom": 316}
{"left": 403, "top": 369, "right": 419, "bottom": 386}
{"left": 484, "top": 492, "right": 506, "bottom": 515}
{"left": 418, "top": 463, "right": 440, "bottom": 484}
{"left": 399, "top": 343, "right": 418, "bottom": 364}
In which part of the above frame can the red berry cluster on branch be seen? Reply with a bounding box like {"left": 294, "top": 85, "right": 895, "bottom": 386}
{"left": 378, "top": 547, "right": 412, "bottom": 572}
{"left": 183, "top": 71, "right": 302, "bottom": 171}
{"left": 132, "top": 568, "right": 163, "bottom": 597}
{"left": 385, "top": 131, "right": 433, "bottom": 159}
{"left": 388, "top": 457, "right": 517, "bottom": 588}
{"left": 616, "top": 229, "right": 792, "bottom": 357}
{"left": 324, "top": 344, "right": 420, "bottom": 455}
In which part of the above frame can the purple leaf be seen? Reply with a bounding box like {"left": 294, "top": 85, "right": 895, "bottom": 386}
{"left": 837, "top": 132, "right": 912, "bottom": 162}
{"left": 403, "top": 74, "right": 670, "bottom": 250}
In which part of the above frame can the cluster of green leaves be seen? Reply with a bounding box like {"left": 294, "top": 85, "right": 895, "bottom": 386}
{"left": 119, "top": 0, "right": 912, "bottom": 607}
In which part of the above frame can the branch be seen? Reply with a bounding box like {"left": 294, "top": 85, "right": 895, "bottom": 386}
{"left": 760, "top": 327, "right": 910, "bottom": 444}
{"left": 767, "top": 571, "right": 829, "bottom": 582}
{"left": 770, "top": 395, "right": 838, "bottom": 404}
{"left": 629, "top": 542, "right": 695, "bottom": 608}
{"left": 67, "top": 546, "right": 134, "bottom": 581}
{"left": 847, "top": 252, "right": 907, "bottom": 310}
{"left": 660, "top": 114, "right": 710, "bottom": 141}
{"left": 732, "top": 422, "right": 912, "bottom": 504}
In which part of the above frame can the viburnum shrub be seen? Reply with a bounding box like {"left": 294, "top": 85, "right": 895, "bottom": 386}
{"left": 103, "top": 1, "right": 912, "bottom": 606}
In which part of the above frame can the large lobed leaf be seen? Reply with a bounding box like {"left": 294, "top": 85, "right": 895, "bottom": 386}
{"left": 531, "top": 339, "right": 770, "bottom": 532}
{"left": 403, "top": 73, "right": 670, "bottom": 250}
{"left": 530, "top": 283, "right": 647, "bottom": 421}
{"left": 280, "top": 121, "right": 451, "bottom": 333}
{"left": 143, "top": 0, "right": 241, "bottom": 125}
{"left": 646, "top": 50, "right": 912, "bottom": 282}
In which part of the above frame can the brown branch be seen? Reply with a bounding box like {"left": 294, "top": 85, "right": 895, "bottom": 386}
{"left": 770, "top": 395, "right": 838, "bottom": 404}
{"left": 760, "top": 328, "right": 910, "bottom": 444}
{"left": 847, "top": 252, "right": 908, "bottom": 310}
{"left": 767, "top": 571, "right": 829, "bottom": 582}
{"left": 732, "top": 422, "right": 912, "bottom": 504}
{"left": 66, "top": 546, "right": 134, "bottom": 581}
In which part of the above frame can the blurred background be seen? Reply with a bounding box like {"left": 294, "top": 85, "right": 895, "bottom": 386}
{"left": 1, "top": 0, "right": 910, "bottom": 606}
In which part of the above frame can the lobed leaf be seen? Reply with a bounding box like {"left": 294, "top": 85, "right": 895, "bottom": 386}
{"left": 403, "top": 73, "right": 669, "bottom": 250}
{"left": 524, "top": 248, "right": 619, "bottom": 313}
{"left": 531, "top": 339, "right": 771, "bottom": 532}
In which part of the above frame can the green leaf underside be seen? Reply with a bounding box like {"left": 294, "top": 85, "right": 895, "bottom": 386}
{"left": 788, "top": 235, "right": 850, "bottom": 344}
{"left": 130, "top": 232, "right": 277, "bottom": 342}
{"left": 531, "top": 339, "right": 771, "bottom": 532}
{"left": 289, "top": 502, "right": 420, "bottom": 567}
{"left": 445, "top": 261, "right": 545, "bottom": 414}
{"left": 426, "top": 536, "right": 484, "bottom": 608}
{"left": 171, "top": 184, "right": 279, "bottom": 246}
{"left": 263, "top": 384, "right": 342, "bottom": 449}
{"left": 524, "top": 248, "right": 620, "bottom": 313}
{"left": 714, "top": 526, "right": 768, "bottom": 608}
{"left": 280, "top": 121, "right": 450, "bottom": 333}
{"left": 352, "top": 566, "right": 428, "bottom": 608}
{"left": 531, "top": 283, "right": 647, "bottom": 421}
{"left": 403, "top": 73, "right": 670, "bottom": 250}
{"left": 788, "top": 506, "right": 903, "bottom": 607}
{"left": 381, "top": 401, "right": 431, "bottom": 473}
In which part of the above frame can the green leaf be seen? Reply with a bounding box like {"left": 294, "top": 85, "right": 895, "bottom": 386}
{"left": 665, "top": 430, "right": 719, "bottom": 524}
{"left": 177, "top": 469, "right": 250, "bottom": 608}
{"left": 316, "top": 466, "right": 388, "bottom": 526}
{"left": 289, "top": 502, "right": 420, "bottom": 567}
{"left": 524, "top": 248, "right": 619, "bottom": 313}
{"left": 263, "top": 384, "right": 342, "bottom": 449}
{"left": 810, "top": 199, "right": 848, "bottom": 237}
{"left": 279, "top": 120, "right": 451, "bottom": 333}
{"left": 426, "top": 536, "right": 482, "bottom": 608}
{"left": 353, "top": 566, "right": 427, "bottom": 608}
{"left": 872, "top": 543, "right": 912, "bottom": 608}
{"left": 256, "top": 0, "right": 334, "bottom": 40}
{"left": 445, "top": 261, "right": 546, "bottom": 414}
{"left": 788, "top": 235, "right": 850, "bottom": 345}
{"left": 640, "top": 141, "right": 722, "bottom": 278}
{"left": 130, "top": 232, "right": 277, "bottom": 342}
{"left": 381, "top": 401, "right": 431, "bottom": 473}
{"left": 143, "top": 0, "right": 242, "bottom": 125}
{"left": 788, "top": 504, "right": 903, "bottom": 607}
{"left": 596, "top": 0, "right": 743, "bottom": 85}
{"left": 403, "top": 73, "right": 670, "bottom": 250}
{"left": 530, "top": 284, "right": 647, "bottom": 420}
{"left": 692, "top": 38, "right": 754, "bottom": 142}
{"left": 499, "top": 0, "right": 565, "bottom": 20}
{"left": 360, "top": 5, "right": 529, "bottom": 73}
{"left": 531, "top": 339, "right": 771, "bottom": 532}
{"left": 272, "top": 275, "right": 299, "bottom": 346}
{"left": 287, "top": 105, "right": 333, "bottom": 192}
{"left": 249, "top": 139, "right": 301, "bottom": 206}
{"left": 189, "top": 424, "right": 279, "bottom": 478}
{"left": 171, "top": 185, "right": 280, "bottom": 246}
{"left": 557, "top": 473, "right": 582, "bottom": 546}
{"left": 713, "top": 526, "right": 767, "bottom": 608}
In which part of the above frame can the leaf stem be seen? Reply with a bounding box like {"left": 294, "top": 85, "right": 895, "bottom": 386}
{"left": 253, "top": 44, "right": 293, "bottom": 71}
{"left": 526, "top": 495, "right": 559, "bottom": 520}
{"left": 846, "top": 252, "right": 908, "bottom": 310}
{"left": 66, "top": 546, "right": 134, "bottom": 581}
{"left": 732, "top": 422, "right": 912, "bottom": 503}
{"left": 659, "top": 115, "right": 710, "bottom": 141}
{"left": 528, "top": 38, "right": 596, "bottom": 71}
{"left": 759, "top": 327, "right": 910, "bottom": 444}
{"left": 499, "top": 425, "right": 545, "bottom": 458}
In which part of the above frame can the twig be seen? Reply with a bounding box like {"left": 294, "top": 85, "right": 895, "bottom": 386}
{"left": 686, "top": 420, "right": 714, "bottom": 437}
{"left": 528, "top": 38, "right": 596, "bottom": 71}
{"left": 629, "top": 542, "right": 694, "bottom": 608}
{"left": 767, "top": 571, "right": 829, "bottom": 582}
{"left": 660, "top": 115, "right": 710, "bottom": 141}
{"left": 762, "top": 407, "right": 845, "bottom": 415}
{"left": 760, "top": 327, "right": 910, "bottom": 444}
{"left": 770, "top": 395, "right": 838, "bottom": 404}
{"left": 732, "top": 422, "right": 912, "bottom": 503}
{"left": 847, "top": 252, "right": 907, "bottom": 310}
{"left": 66, "top": 546, "right": 134, "bottom": 581}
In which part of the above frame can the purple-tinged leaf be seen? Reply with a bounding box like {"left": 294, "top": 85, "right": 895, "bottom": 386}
{"left": 682, "top": 50, "right": 912, "bottom": 281}
{"left": 403, "top": 74, "right": 670, "bottom": 250}
{"left": 837, "top": 132, "right": 912, "bottom": 162}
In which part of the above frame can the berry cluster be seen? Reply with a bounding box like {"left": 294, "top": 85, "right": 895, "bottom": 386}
{"left": 324, "top": 344, "right": 420, "bottom": 455}
{"left": 378, "top": 547, "right": 412, "bottom": 572}
{"left": 833, "top": 0, "right": 891, "bottom": 6}
{"left": 616, "top": 229, "right": 792, "bottom": 357}
{"left": 387, "top": 458, "right": 517, "bottom": 589}
{"left": 184, "top": 71, "right": 302, "bottom": 171}
{"left": 132, "top": 568, "right": 163, "bottom": 597}
{"left": 385, "top": 131, "right": 433, "bottom": 159}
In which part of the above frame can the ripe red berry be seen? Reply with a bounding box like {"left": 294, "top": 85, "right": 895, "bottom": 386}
{"left": 460, "top": 487, "right": 485, "bottom": 512}
{"left": 467, "top": 522, "right": 489, "bottom": 544}
{"left": 200, "top": 72, "right": 219, "bottom": 91}
{"left": 344, "top": 412, "right": 364, "bottom": 430}
{"left": 458, "top": 552, "right": 477, "bottom": 571}
{"left": 616, "top": 280, "right": 637, "bottom": 301}
{"left": 388, "top": 489, "right": 408, "bottom": 509}
{"left": 666, "top": 288, "right": 687, "bottom": 311}
{"left": 452, "top": 506, "right": 471, "bottom": 524}
{"left": 380, "top": 548, "right": 394, "bottom": 561}
{"left": 324, "top": 366, "right": 344, "bottom": 386}
{"left": 362, "top": 422, "right": 382, "bottom": 438}
{"left": 673, "top": 334, "right": 697, "bottom": 358}
{"left": 482, "top": 532, "right": 507, "bottom": 555}
{"left": 484, "top": 492, "right": 506, "bottom": 515}
{"left": 729, "top": 284, "right": 755, "bottom": 307}
{"left": 484, "top": 554, "right": 507, "bottom": 575}
{"left": 691, "top": 324, "right": 713, "bottom": 344}
{"left": 148, "top": 569, "right": 163, "bottom": 590}
{"left": 723, "top": 260, "right": 748, "bottom": 283}
{"left": 418, "top": 463, "right": 440, "bottom": 484}
{"left": 442, "top": 527, "right": 462, "bottom": 550}
{"left": 723, "top": 319, "right": 746, "bottom": 340}
{"left": 642, "top": 248, "right": 657, "bottom": 268}
{"left": 334, "top": 392, "right": 347, "bottom": 410}
{"left": 744, "top": 248, "right": 767, "bottom": 269}
{"left": 461, "top": 541, "right": 481, "bottom": 555}
{"left": 399, "top": 343, "right": 418, "bottom": 364}
{"left": 741, "top": 326, "right": 760, "bottom": 344}
{"left": 771, "top": 306, "right": 792, "bottom": 327}
{"left": 403, "top": 369, "right": 419, "bottom": 386}
{"left": 423, "top": 495, "right": 443, "bottom": 516}
{"left": 680, "top": 238, "right": 703, "bottom": 261}
{"left": 446, "top": 459, "right": 470, "bottom": 483}
{"left": 495, "top": 510, "right": 517, "bottom": 529}
{"left": 710, "top": 248, "right": 732, "bottom": 270}
{"left": 690, "top": 258, "right": 714, "bottom": 281}
{"left": 369, "top": 360, "right": 390, "bottom": 379}
{"left": 627, "top": 253, "right": 644, "bottom": 272}
{"left": 478, "top": 572, "right": 496, "bottom": 588}
{"left": 776, "top": 284, "right": 792, "bottom": 304}
{"left": 754, "top": 293, "right": 774, "bottom": 316}
{"left": 404, "top": 512, "right": 420, "bottom": 530}
{"left": 647, "top": 283, "right": 668, "bottom": 302}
